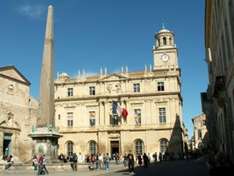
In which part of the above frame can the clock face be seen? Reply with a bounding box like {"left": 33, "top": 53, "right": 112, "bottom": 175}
{"left": 161, "top": 54, "right": 169, "bottom": 62}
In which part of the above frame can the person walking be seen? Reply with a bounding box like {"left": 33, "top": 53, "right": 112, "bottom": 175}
{"left": 104, "top": 153, "right": 110, "bottom": 173}
{"left": 128, "top": 152, "right": 135, "bottom": 174}
{"left": 37, "top": 155, "right": 44, "bottom": 175}
{"left": 32, "top": 155, "right": 38, "bottom": 171}
{"left": 143, "top": 153, "right": 149, "bottom": 168}
{"left": 5, "top": 155, "right": 14, "bottom": 170}
{"left": 72, "top": 153, "right": 78, "bottom": 171}
{"left": 137, "top": 155, "right": 143, "bottom": 166}
{"left": 153, "top": 152, "right": 157, "bottom": 164}
{"left": 159, "top": 152, "right": 163, "bottom": 162}
{"left": 42, "top": 155, "right": 49, "bottom": 174}
{"left": 98, "top": 153, "right": 103, "bottom": 169}
{"left": 95, "top": 153, "right": 99, "bottom": 169}
{"left": 123, "top": 153, "right": 128, "bottom": 168}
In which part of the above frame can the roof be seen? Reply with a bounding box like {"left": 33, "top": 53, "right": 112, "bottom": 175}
{"left": 0, "top": 65, "right": 31, "bottom": 85}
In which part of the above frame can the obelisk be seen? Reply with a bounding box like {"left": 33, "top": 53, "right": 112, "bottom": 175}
{"left": 38, "top": 4, "right": 54, "bottom": 127}
{"left": 30, "top": 5, "right": 61, "bottom": 162}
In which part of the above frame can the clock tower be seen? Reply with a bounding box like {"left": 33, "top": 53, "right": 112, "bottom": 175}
{"left": 153, "top": 27, "right": 179, "bottom": 70}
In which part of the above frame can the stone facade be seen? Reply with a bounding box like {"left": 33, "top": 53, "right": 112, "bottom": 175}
{"left": 201, "top": 0, "right": 234, "bottom": 161}
{"left": 55, "top": 28, "right": 186, "bottom": 158}
{"left": 0, "top": 66, "right": 38, "bottom": 162}
{"left": 192, "top": 114, "right": 208, "bottom": 149}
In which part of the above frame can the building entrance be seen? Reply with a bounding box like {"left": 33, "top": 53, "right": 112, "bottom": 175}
{"left": 110, "top": 141, "right": 119, "bottom": 159}
{"left": 3, "top": 133, "right": 12, "bottom": 156}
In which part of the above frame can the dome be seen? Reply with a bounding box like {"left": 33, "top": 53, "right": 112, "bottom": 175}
{"left": 59, "top": 72, "right": 70, "bottom": 80}
{"left": 60, "top": 72, "right": 69, "bottom": 77}
{"left": 158, "top": 28, "right": 170, "bottom": 33}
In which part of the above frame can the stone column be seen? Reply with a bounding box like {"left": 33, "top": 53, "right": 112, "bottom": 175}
{"left": 99, "top": 101, "right": 105, "bottom": 127}
{"left": 0, "top": 132, "right": 3, "bottom": 157}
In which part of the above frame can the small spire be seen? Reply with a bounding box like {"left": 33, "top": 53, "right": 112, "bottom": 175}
{"left": 100, "top": 67, "right": 103, "bottom": 76}
{"left": 144, "top": 65, "right": 147, "bottom": 73}
{"left": 149, "top": 64, "right": 152, "bottom": 72}
{"left": 162, "top": 23, "right": 165, "bottom": 29}
{"left": 125, "top": 66, "right": 128, "bottom": 73}
{"left": 104, "top": 67, "right": 107, "bottom": 75}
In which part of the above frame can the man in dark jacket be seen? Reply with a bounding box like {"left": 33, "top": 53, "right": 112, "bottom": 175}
{"left": 128, "top": 151, "right": 135, "bottom": 174}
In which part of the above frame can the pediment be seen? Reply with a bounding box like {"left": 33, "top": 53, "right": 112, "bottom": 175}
{"left": 100, "top": 73, "right": 128, "bottom": 82}
{"left": 0, "top": 66, "right": 30, "bottom": 85}
{"left": 0, "top": 119, "right": 20, "bottom": 130}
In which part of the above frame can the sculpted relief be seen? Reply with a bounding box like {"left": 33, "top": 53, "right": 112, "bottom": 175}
{"left": 106, "top": 83, "right": 122, "bottom": 94}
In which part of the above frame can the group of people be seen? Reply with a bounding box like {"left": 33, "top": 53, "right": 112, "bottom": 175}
{"left": 32, "top": 154, "right": 49, "bottom": 175}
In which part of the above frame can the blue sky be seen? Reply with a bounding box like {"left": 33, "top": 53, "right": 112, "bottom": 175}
{"left": 0, "top": 0, "right": 207, "bottom": 137}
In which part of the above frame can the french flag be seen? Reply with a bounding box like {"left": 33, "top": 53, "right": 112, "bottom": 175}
{"left": 112, "top": 101, "right": 128, "bottom": 119}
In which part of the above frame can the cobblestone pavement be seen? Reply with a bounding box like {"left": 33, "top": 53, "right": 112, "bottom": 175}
{"left": 0, "top": 159, "right": 209, "bottom": 176}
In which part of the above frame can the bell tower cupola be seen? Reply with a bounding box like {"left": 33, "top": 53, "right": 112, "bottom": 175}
{"left": 153, "top": 26, "right": 179, "bottom": 70}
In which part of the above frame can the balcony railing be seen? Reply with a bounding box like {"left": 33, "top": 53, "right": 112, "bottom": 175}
{"left": 59, "top": 123, "right": 175, "bottom": 132}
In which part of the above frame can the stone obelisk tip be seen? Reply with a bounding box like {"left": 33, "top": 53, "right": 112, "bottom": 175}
{"left": 48, "top": 5, "right": 53, "bottom": 9}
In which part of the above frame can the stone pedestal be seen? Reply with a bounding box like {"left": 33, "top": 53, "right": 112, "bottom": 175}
{"left": 29, "top": 127, "right": 62, "bottom": 162}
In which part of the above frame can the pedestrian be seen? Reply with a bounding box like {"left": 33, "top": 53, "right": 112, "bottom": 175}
{"left": 5, "top": 155, "right": 14, "bottom": 170}
{"left": 159, "top": 152, "right": 163, "bottom": 162}
{"left": 104, "top": 153, "right": 110, "bottom": 173}
{"left": 128, "top": 151, "right": 135, "bottom": 174}
{"left": 148, "top": 153, "right": 151, "bottom": 163}
{"left": 153, "top": 152, "right": 157, "bottom": 163}
{"left": 143, "top": 153, "right": 149, "bottom": 168}
{"left": 123, "top": 153, "right": 128, "bottom": 168}
{"left": 72, "top": 153, "right": 78, "bottom": 171}
{"left": 95, "top": 153, "right": 99, "bottom": 169}
{"left": 32, "top": 155, "right": 38, "bottom": 171}
{"left": 98, "top": 153, "right": 103, "bottom": 169}
{"left": 37, "top": 154, "right": 44, "bottom": 175}
{"left": 42, "top": 155, "right": 49, "bottom": 174}
{"left": 137, "top": 155, "right": 143, "bottom": 166}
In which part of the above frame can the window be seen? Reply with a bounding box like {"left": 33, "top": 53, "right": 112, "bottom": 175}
{"left": 89, "top": 86, "right": 96, "bottom": 95}
{"left": 67, "top": 88, "right": 73, "bottom": 97}
{"left": 89, "top": 141, "right": 97, "bottom": 154}
{"left": 198, "top": 130, "right": 202, "bottom": 140}
{"left": 159, "top": 108, "right": 166, "bottom": 124}
{"left": 135, "top": 139, "right": 144, "bottom": 155}
{"left": 169, "top": 37, "right": 172, "bottom": 45}
{"left": 89, "top": 111, "right": 96, "bottom": 127}
{"left": 163, "top": 37, "right": 167, "bottom": 45}
{"left": 157, "top": 82, "right": 165, "bottom": 91}
{"left": 110, "top": 114, "right": 120, "bottom": 126}
{"left": 160, "top": 138, "right": 168, "bottom": 154}
{"left": 67, "top": 141, "right": 73, "bottom": 156}
{"left": 134, "top": 109, "right": 141, "bottom": 126}
{"left": 58, "top": 114, "right": 61, "bottom": 120}
{"left": 67, "top": 112, "right": 73, "bottom": 127}
{"left": 133, "top": 83, "right": 140, "bottom": 93}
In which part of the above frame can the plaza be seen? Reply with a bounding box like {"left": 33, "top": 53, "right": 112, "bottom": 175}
{"left": 0, "top": 159, "right": 209, "bottom": 176}
{"left": 1, "top": 0, "right": 234, "bottom": 175}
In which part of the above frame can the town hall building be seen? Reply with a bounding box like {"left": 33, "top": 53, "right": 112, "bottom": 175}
{"left": 54, "top": 28, "right": 186, "bottom": 158}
